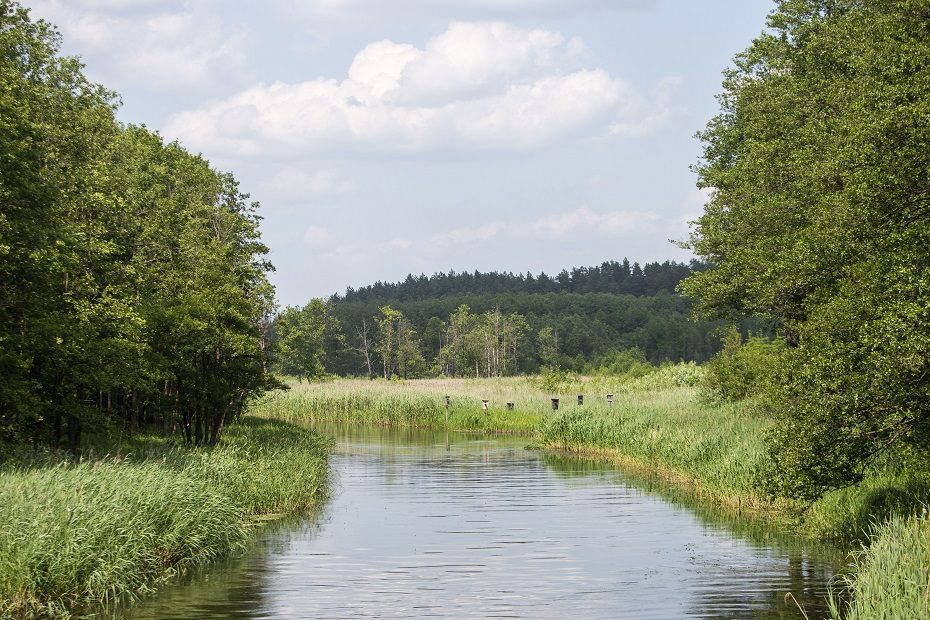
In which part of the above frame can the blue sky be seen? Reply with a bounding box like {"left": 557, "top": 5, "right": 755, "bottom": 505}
{"left": 28, "top": 0, "right": 773, "bottom": 305}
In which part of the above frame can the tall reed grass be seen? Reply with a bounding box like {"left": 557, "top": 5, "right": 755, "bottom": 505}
{"left": 0, "top": 416, "right": 331, "bottom": 618}
{"left": 828, "top": 509, "right": 930, "bottom": 619}
{"left": 253, "top": 377, "right": 550, "bottom": 433}
{"left": 538, "top": 385, "right": 772, "bottom": 509}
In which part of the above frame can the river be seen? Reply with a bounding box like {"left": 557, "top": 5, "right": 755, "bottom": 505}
{"left": 122, "top": 425, "right": 843, "bottom": 619}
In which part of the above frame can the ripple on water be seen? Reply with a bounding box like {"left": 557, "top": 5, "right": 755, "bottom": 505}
{"left": 122, "top": 427, "right": 839, "bottom": 620}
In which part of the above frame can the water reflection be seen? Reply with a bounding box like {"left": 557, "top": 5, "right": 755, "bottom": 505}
{"left": 122, "top": 424, "right": 839, "bottom": 619}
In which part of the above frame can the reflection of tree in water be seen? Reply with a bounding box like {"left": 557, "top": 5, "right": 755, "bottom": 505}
{"left": 112, "top": 521, "right": 321, "bottom": 620}
{"left": 540, "top": 451, "right": 844, "bottom": 619}
{"left": 685, "top": 551, "right": 837, "bottom": 620}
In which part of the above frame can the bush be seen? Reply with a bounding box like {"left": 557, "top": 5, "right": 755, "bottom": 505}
{"left": 586, "top": 348, "right": 654, "bottom": 379}
{"left": 702, "top": 327, "right": 783, "bottom": 402}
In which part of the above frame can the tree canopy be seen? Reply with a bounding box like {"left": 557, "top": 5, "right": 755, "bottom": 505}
{"left": 681, "top": 0, "right": 930, "bottom": 499}
{"left": 0, "top": 2, "right": 276, "bottom": 448}
{"left": 335, "top": 259, "right": 707, "bottom": 303}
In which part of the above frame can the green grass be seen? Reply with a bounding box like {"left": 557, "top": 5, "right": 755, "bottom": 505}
{"left": 537, "top": 385, "right": 774, "bottom": 511}
{"left": 253, "top": 377, "right": 549, "bottom": 433}
{"left": 829, "top": 510, "right": 930, "bottom": 619}
{"left": 0, "top": 416, "right": 331, "bottom": 618}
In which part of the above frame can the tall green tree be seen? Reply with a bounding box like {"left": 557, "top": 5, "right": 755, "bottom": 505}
{"left": 0, "top": 1, "right": 118, "bottom": 445}
{"left": 375, "top": 306, "right": 425, "bottom": 379}
{"left": 681, "top": 0, "right": 930, "bottom": 499}
{"left": 274, "top": 300, "right": 342, "bottom": 382}
{"left": 0, "top": 2, "right": 278, "bottom": 447}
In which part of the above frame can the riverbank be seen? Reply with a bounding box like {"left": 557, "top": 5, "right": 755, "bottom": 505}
{"left": 259, "top": 373, "right": 930, "bottom": 541}
{"left": 828, "top": 510, "right": 930, "bottom": 619}
{"left": 257, "top": 372, "right": 930, "bottom": 616}
{"left": 0, "top": 417, "right": 331, "bottom": 618}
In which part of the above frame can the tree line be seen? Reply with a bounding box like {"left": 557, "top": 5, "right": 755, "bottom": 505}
{"left": 335, "top": 259, "right": 709, "bottom": 303}
{"left": 274, "top": 262, "right": 738, "bottom": 379}
{"left": 0, "top": 3, "right": 276, "bottom": 449}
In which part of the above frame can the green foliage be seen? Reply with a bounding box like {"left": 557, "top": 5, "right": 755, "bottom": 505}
{"left": 337, "top": 259, "right": 702, "bottom": 302}
{"left": 586, "top": 347, "right": 653, "bottom": 379}
{"left": 273, "top": 301, "right": 341, "bottom": 382}
{"left": 331, "top": 291, "right": 729, "bottom": 376}
{"left": 535, "top": 367, "right": 581, "bottom": 393}
{"left": 681, "top": 0, "right": 930, "bottom": 500}
{"left": 702, "top": 327, "right": 784, "bottom": 402}
{"left": 374, "top": 305, "right": 426, "bottom": 379}
{"left": 0, "top": 3, "right": 276, "bottom": 448}
{"left": 0, "top": 416, "right": 330, "bottom": 617}
{"left": 828, "top": 510, "right": 930, "bottom": 620}
{"left": 435, "top": 305, "right": 528, "bottom": 377}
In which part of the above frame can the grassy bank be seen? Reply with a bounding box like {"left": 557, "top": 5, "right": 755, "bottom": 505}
{"left": 254, "top": 372, "right": 930, "bottom": 614}
{"left": 0, "top": 417, "right": 331, "bottom": 618}
{"left": 260, "top": 372, "right": 930, "bottom": 543}
{"left": 829, "top": 511, "right": 930, "bottom": 619}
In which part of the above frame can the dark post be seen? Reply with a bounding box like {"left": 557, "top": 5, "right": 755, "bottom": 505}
{"left": 551, "top": 398, "right": 560, "bottom": 410}
{"left": 445, "top": 395, "right": 451, "bottom": 407}
{"left": 506, "top": 402, "right": 514, "bottom": 410}
{"left": 577, "top": 394, "right": 584, "bottom": 406}
{"left": 606, "top": 393, "right": 614, "bottom": 406}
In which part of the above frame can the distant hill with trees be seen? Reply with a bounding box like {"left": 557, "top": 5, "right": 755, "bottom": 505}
{"left": 335, "top": 259, "right": 708, "bottom": 303}
{"left": 275, "top": 259, "right": 736, "bottom": 378}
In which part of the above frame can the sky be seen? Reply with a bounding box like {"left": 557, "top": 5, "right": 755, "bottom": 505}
{"left": 26, "top": 0, "right": 774, "bottom": 306}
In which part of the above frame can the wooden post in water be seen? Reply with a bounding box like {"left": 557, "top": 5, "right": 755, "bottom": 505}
{"left": 445, "top": 395, "right": 450, "bottom": 425}
{"left": 506, "top": 402, "right": 514, "bottom": 410}
{"left": 577, "top": 394, "right": 584, "bottom": 406}
{"left": 551, "top": 398, "right": 559, "bottom": 410}
{"left": 606, "top": 393, "right": 614, "bottom": 407}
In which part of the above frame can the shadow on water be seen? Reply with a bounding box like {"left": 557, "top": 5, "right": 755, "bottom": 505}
{"left": 115, "top": 423, "right": 844, "bottom": 619}
{"left": 538, "top": 451, "right": 846, "bottom": 620}
{"left": 107, "top": 519, "right": 323, "bottom": 620}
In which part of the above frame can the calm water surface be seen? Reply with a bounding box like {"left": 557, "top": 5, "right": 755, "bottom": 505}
{"left": 124, "top": 425, "right": 842, "bottom": 619}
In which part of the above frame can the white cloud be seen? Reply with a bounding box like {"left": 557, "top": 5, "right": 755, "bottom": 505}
{"left": 529, "top": 206, "right": 658, "bottom": 239}
{"left": 276, "top": 0, "right": 654, "bottom": 24}
{"left": 431, "top": 222, "right": 508, "bottom": 246}
{"left": 303, "top": 225, "right": 334, "bottom": 246}
{"left": 29, "top": 0, "right": 250, "bottom": 92}
{"left": 385, "top": 238, "right": 414, "bottom": 250}
{"left": 271, "top": 167, "right": 357, "bottom": 199}
{"left": 429, "top": 206, "right": 663, "bottom": 247}
{"left": 165, "top": 21, "right": 673, "bottom": 156}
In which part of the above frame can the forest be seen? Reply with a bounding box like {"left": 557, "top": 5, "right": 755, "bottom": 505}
{"left": 274, "top": 260, "right": 742, "bottom": 379}
{"left": 335, "top": 259, "right": 707, "bottom": 302}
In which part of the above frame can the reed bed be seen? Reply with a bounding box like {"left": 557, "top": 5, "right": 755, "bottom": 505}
{"left": 537, "top": 386, "right": 772, "bottom": 509}
{"left": 252, "top": 377, "right": 551, "bottom": 433}
{"left": 254, "top": 366, "right": 704, "bottom": 434}
{"left": 0, "top": 416, "right": 331, "bottom": 618}
{"left": 828, "top": 510, "right": 930, "bottom": 619}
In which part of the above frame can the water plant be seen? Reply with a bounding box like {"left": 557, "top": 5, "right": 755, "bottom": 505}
{"left": 0, "top": 417, "right": 331, "bottom": 618}
{"left": 828, "top": 510, "right": 930, "bottom": 619}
